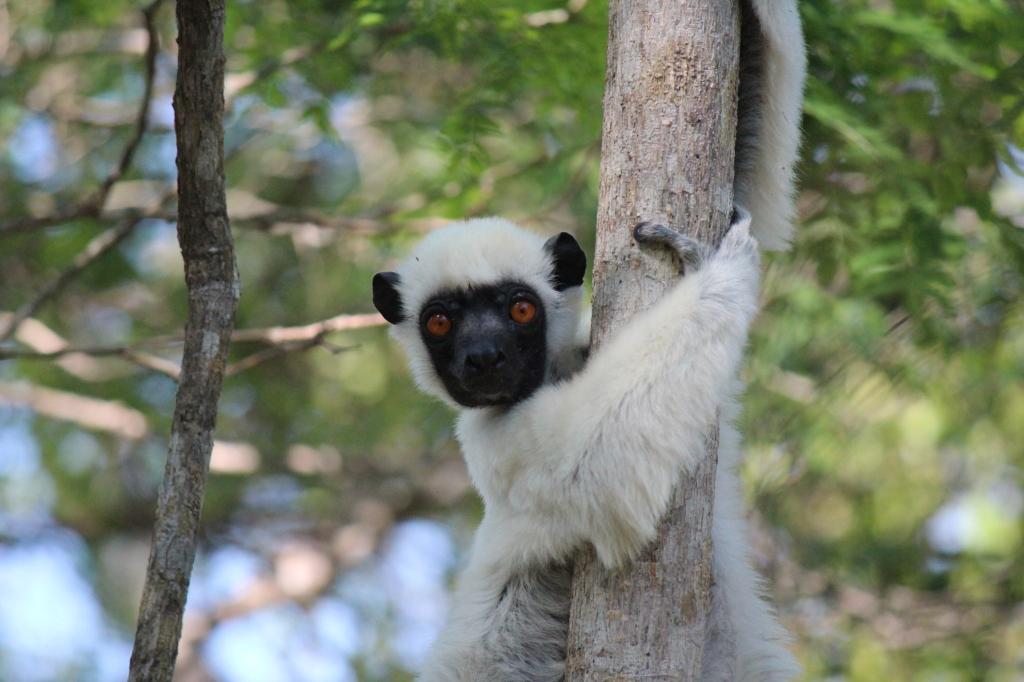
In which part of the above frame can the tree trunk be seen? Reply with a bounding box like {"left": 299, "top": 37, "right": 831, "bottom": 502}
{"left": 127, "top": 1, "right": 238, "bottom": 680}
{"left": 565, "top": 0, "right": 741, "bottom": 679}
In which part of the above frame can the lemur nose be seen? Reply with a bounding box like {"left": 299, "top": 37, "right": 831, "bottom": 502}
{"left": 465, "top": 344, "right": 505, "bottom": 373}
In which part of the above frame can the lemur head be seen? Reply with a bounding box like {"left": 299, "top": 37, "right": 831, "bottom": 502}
{"left": 372, "top": 218, "right": 587, "bottom": 408}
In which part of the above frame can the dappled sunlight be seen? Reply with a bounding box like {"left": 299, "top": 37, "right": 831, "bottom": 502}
{"left": 1, "top": 0, "right": 1024, "bottom": 678}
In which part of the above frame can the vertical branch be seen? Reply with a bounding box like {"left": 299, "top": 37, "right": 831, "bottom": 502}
{"left": 565, "top": 0, "right": 741, "bottom": 679}
{"left": 127, "top": 0, "right": 238, "bottom": 680}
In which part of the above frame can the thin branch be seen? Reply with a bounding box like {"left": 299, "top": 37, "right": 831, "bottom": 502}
{"left": 0, "top": 312, "right": 385, "bottom": 368}
{"left": 1, "top": 346, "right": 186, "bottom": 380}
{"left": 223, "top": 39, "right": 331, "bottom": 112}
{"left": 0, "top": 342, "right": 132, "bottom": 361}
{"left": 121, "top": 349, "right": 182, "bottom": 379}
{"left": 230, "top": 312, "right": 385, "bottom": 343}
{"left": 225, "top": 341, "right": 312, "bottom": 377}
{"left": 0, "top": 196, "right": 396, "bottom": 240}
{"left": 96, "top": 0, "right": 165, "bottom": 205}
{"left": 0, "top": 0, "right": 164, "bottom": 239}
{"left": 0, "top": 206, "right": 100, "bottom": 237}
{"left": 225, "top": 333, "right": 355, "bottom": 377}
{"left": 0, "top": 216, "right": 144, "bottom": 342}
{"left": 256, "top": 40, "right": 329, "bottom": 79}
{"left": 230, "top": 207, "right": 394, "bottom": 235}
{"left": 887, "top": 313, "right": 912, "bottom": 334}
{"left": 0, "top": 206, "right": 175, "bottom": 236}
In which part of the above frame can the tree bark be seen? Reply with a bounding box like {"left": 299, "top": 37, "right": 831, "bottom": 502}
{"left": 127, "top": 1, "right": 238, "bottom": 680}
{"left": 565, "top": 0, "right": 740, "bottom": 679}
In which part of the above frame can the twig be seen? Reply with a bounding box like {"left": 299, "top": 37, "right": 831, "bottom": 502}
{"left": 887, "top": 313, "right": 912, "bottom": 334}
{"left": 0, "top": 206, "right": 100, "bottom": 237}
{"left": 225, "top": 333, "right": 356, "bottom": 377}
{"left": 0, "top": 312, "right": 385, "bottom": 367}
{"left": 0, "top": 0, "right": 164, "bottom": 239}
{"left": 0, "top": 343, "right": 134, "bottom": 361}
{"left": 230, "top": 207, "right": 394, "bottom": 234}
{"left": 256, "top": 40, "right": 329, "bottom": 79}
{"left": 0, "top": 204, "right": 394, "bottom": 241}
{"left": 96, "top": 0, "right": 165, "bottom": 205}
{"left": 0, "top": 335, "right": 346, "bottom": 380}
{"left": 0, "top": 206, "right": 175, "bottom": 236}
{"left": 121, "top": 349, "right": 182, "bottom": 379}
{"left": 0, "top": 216, "right": 144, "bottom": 342}
{"left": 224, "top": 342, "right": 310, "bottom": 377}
{"left": 223, "top": 39, "right": 331, "bottom": 112}
{"left": 230, "top": 312, "right": 385, "bottom": 343}
{"left": 0, "top": 343, "right": 184, "bottom": 379}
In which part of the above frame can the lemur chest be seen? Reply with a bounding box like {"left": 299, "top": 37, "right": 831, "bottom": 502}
{"left": 457, "top": 412, "right": 533, "bottom": 505}
{"left": 460, "top": 439, "right": 527, "bottom": 505}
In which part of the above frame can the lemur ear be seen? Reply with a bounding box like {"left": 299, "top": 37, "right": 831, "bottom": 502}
{"left": 372, "top": 272, "right": 405, "bottom": 324}
{"left": 544, "top": 232, "right": 586, "bottom": 291}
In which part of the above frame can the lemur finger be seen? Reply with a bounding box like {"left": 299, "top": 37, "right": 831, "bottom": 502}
{"left": 633, "top": 222, "right": 706, "bottom": 272}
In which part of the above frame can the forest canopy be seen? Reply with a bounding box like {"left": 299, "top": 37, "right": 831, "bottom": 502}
{"left": 0, "top": 0, "right": 1023, "bottom": 680}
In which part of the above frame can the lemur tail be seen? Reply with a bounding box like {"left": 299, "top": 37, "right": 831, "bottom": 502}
{"left": 733, "top": 0, "right": 807, "bottom": 252}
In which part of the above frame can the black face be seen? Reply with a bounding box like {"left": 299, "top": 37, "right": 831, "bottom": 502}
{"left": 371, "top": 230, "right": 587, "bottom": 407}
{"left": 416, "top": 282, "right": 547, "bottom": 407}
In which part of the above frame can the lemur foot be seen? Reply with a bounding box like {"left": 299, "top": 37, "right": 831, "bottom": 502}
{"left": 633, "top": 222, "right": 709, "bottom": 273}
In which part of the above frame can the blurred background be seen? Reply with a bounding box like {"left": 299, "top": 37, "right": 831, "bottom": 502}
{"left": 1, "top": 0, "right": 1023, "bottom": 680}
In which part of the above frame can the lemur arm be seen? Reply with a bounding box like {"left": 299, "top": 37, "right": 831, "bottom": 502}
{"left": 465, "top": 213, "right": 760, "bottom": 569}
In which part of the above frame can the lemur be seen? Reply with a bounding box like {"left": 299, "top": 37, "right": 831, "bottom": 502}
{"left": 371, "top": 0, "right": 806, "bottom": 678}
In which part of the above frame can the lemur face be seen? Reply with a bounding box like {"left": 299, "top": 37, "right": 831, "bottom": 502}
{"left": 372, "top": 220, "right": 587, "bottom": 408}
{"left": 415, "top": 281, "right": 547, "bottom": 407}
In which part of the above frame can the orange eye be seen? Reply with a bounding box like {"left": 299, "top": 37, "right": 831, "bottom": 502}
{"left": 426, "top": 314, "right": 452, "bottom": 337}
{"left": 510, "top": 300, "right": 537, "bottom": 324}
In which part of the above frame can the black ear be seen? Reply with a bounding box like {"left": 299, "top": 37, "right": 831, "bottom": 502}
{"left": 544, "top": 232, "right": 586, "bottom": 292}
{"left": 372, "top": 272, "right": 405, "bottom": 324}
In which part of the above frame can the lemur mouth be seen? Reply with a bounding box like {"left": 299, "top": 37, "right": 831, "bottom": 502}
{"left": 455, "top": 371, "right": 521, "bottom": 406}
{"left": 463, "top": 376, "right": 515, "bottom": 398}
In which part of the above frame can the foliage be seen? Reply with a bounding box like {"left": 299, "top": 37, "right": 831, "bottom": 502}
{"left": 0, "top": 0, "right": 1023, "bottom": 680}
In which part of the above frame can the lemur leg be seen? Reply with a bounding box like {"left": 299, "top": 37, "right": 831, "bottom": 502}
{"left": 479, "top": 561, "right": 572, "bottom": 682}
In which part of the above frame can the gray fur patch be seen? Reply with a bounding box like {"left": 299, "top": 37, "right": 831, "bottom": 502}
{"left": 734, "top": 0, "right": 766, "bottom": 210}
{"left": 479, "top": 561, "right": 573, "bottom": 682}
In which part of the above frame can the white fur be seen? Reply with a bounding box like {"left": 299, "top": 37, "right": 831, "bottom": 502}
{"left": 384, "top": 0, "right": 808, "bottom": 672}
{"left": 742, "top": 0, "right": 807, "bottom": 251}
{"left": 388, "top": 216, "right": 799, "bottom": 682}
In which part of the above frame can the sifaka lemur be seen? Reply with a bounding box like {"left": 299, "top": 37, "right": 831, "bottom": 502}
{"left": 371, "top": 0, "right": 806, "bottom": 679}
